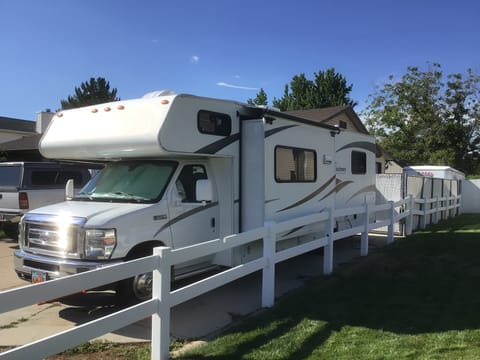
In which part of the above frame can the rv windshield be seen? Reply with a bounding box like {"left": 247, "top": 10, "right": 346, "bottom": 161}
{"left": 76, "top": 161, "right": 177, "bottom": 203}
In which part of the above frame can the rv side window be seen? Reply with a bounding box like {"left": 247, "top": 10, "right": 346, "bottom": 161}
{"left": 351, "top": 151, "right": 367, "bottom": 174}
{"left": 275, "top": 146, "right": 316, "bottom": 182}
{"left": 197, "top": 110, "right": 231, "bottom": 136}
{"left": 176, "top": 165, "right": 208, "bottom": 203}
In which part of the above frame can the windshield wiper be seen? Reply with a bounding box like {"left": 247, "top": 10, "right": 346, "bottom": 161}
{"left": 111, "top": 191, "right": 148, "bottom": 201}
{"left": 75, "top": 191, "right": 149, "bottom": 202}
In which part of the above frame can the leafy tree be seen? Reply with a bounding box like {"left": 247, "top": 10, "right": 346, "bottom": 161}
{"left": 247, "top": 88, "right": 268, "bottom": 106}
{"left": 313, "top": 68, "right": 357, "bottom": 108}
{"left": 61, "top": 77, "right": 120, "bottom": 110}
{"left": 363, "top": 63, "right": 480, "bottom": 174}
{"left": 265, "top": 68, "right": 357, "bottom": 111}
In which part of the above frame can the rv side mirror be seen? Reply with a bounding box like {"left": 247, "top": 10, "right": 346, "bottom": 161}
{"left": 196, "top": 179, "right": 213, "bottom": 203}
{"left": 65, "top": 178, "right": 74, "bottom": 200}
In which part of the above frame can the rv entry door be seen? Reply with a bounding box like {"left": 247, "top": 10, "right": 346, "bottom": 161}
{"left": 168, "top": 164, "right": 219, "bottom": 249}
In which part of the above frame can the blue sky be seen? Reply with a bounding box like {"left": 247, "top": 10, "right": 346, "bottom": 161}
{"left": 1, "top": 0, "right": 479, "bottom": 120}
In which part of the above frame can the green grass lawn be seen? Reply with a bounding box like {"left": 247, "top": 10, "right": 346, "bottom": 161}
{"left": 175, "top": 214, "right": 480, "bottom": 359}
{"left": 46, "top": 214, "right": 480, "bottom": 359}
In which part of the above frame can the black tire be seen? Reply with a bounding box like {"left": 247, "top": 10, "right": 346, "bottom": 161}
{"left": 116, "top": 248, "right": 153, "bottom": 306}
{"left": 3, "top": 222, "right": 19, "bottom": 240}
{"left": 116, "top": 272, "right": 153, "bottom": 306}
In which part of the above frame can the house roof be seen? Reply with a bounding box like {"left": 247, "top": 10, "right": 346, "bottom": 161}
{"left": 0, "top": 116, "right": 35, "bottom": 133}
{"left": 285, "top": 106, "right": 369, "bottom": 134}
{"left": 0, "top": 134, "right": 41, "bottom": 151}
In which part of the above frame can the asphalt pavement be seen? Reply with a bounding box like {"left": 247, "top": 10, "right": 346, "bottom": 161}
{"left": 0, "top": 234, "right": 390, "bottom": 347}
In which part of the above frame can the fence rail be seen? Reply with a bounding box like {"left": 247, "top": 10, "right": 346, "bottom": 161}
{"left": 0, "top": 193, "right": 462, "bottom": 360}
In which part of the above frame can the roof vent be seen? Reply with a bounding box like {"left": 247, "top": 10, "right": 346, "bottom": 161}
{"left": 143, "top": 89, "right": 175, "bottom": 98}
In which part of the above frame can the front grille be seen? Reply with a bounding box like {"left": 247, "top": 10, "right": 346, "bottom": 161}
{"left": 25, "top": 222, "right": 77, "bottom": 255}
{"left": 21, "top": 214, "right": 86, "bottom": 258}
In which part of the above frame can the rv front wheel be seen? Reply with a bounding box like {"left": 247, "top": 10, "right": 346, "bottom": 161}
{"left": 117, "top": 266, "right": 153, "bottom": 304}
{"left": 116, "top": 243, "right": 159, "bottom": 305}
{"left": 132, "top": 272, "right": 152, "bottom": 300}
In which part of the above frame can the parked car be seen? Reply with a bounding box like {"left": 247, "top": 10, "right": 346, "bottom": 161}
{"left": 0, "top": 161, "right": 94, "bottom": 239}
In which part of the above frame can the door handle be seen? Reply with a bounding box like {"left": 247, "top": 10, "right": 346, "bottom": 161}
{"left": 211, "top": 217, "right": 216, "bottom": 228}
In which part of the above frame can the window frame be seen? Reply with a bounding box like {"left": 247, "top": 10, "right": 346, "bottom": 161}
{"left": 175, "top": 164, "right": 209, "bottom": 203}
{"left": 351, "top": 150, "right": 367, "bottom": 175}
{"left": 197, "top": 110, "right": 232, "bottom": 136}
{"left": 274, "top": 145, "right": 317, "bottom": 183}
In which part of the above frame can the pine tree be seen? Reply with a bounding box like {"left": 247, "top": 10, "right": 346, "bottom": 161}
{"left": 61, "top": 77, "right": 119, "bottom": 110}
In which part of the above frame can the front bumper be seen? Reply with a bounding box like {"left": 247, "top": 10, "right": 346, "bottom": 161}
{"left": 14, "top": 249, "right": 122, "bottom": 281}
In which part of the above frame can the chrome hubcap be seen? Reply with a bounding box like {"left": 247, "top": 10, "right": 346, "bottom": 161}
{"left": 132, "top": 272, "right": 152, "bottom": 300}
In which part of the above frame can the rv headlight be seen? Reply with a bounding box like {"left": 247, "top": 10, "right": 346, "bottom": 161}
{"left": 84, "top": 229, "right": 116, "bottom": 259}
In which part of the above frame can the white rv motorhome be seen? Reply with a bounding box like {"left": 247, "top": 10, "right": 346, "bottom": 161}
{"left": 14, "top": 92, "right": 376, "bottom": 302}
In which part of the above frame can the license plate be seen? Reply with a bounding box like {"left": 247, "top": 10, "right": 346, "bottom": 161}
{"left": 32, "top": 271, "right": 48, "bottom": 283}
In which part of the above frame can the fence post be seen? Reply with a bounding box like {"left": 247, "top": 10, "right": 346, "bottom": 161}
{"left": 457, "top": 195, "right": 462, "bottom": 216}
{"left": 405, "top": 195, "right": 414, "bottom": 235}
{"left": 387, "top": 201, "right": 394, "bottom": 244}
{"left": 360, "top": 203, "right": 369, "bottom": 256}
{"left": 434, "top": 196, "right": 440, "bottom": 224}
{"left": 442, "top": 197, "right": 445, "bottom": 220}
{"left": 262, "top": 221, "right": 276, "bottom": 308}
{"left": 323, "top": 208, "right": 334, "bottom": 275}
{"left": 152, "top": 246, "right": 172, "bottom": 360}
{"left": 420, "top": 199, "right": 427, "bottom": 230}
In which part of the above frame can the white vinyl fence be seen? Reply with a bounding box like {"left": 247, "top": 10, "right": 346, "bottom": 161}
{"left": 376, "top": 174, "right": 463, "bottom": 235}
{"left": 0, "top": 193, "right": 462, "bottom": 360}
{"left": 462, "top": 179, "right": 480, "bottom": 213}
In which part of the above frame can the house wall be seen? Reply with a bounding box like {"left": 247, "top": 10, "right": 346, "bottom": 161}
{"left": 384, "top": 160, "right": 403, "bottom": 174}
{"left": 322, "top": 112, "right": 357, "bottom": 131}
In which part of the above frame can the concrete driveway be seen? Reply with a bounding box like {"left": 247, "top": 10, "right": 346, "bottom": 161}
{"left": 0, "top": 235, "right": 389, "bottom": 347}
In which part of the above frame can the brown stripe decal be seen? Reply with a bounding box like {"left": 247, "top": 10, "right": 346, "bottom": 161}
{"left": 153, "top": 201, "right": 219, "bottom": 237}
{"left": 319, "top": 179, "right": 354, "bottom": 201}
{"left": 346, "top": 184, "right": 377, "bottom": 203}
{"left": 196, "top": 134, "right": 240, "bottom": 154}
{"left": 195, "top": 125, "right": 298, "bottom": 155}
{"left": 278, "top": 175, "right": 336, "bottom": 212}
{"left": 336, "top": 141, "right": 376, "bottom": 154}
